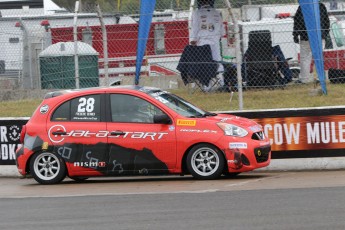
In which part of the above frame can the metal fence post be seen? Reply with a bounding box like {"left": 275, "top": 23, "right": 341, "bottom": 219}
{"left": 223, "top": 0, "right": 243, "bottom": 110}
{"left": 73, "top": 1, "right": 80, "bottom": 89}
{"left": 96, "top": 4, "right": 109, "bottom": 87}
{"left": 19, "top": 18, "right": 33, "bottom": 89}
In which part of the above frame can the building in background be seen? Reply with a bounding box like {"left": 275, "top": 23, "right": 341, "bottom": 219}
{"left": 0, "top": 1, "right": 192, "bottom": 89}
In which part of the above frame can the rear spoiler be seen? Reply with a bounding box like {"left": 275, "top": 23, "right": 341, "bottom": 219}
{"left": 44, "top": 90, "right": 77, "bottom": 99}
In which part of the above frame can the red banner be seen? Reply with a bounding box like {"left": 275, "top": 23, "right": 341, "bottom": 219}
{"left": 254, "top": 115, "right": 345, "bottom": 151}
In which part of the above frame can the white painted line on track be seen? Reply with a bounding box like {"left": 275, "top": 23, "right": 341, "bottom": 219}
{"left": 225, "top": 173, "right": 294, "bottom": 187}
{"left": 225, "top": 178, "right": 265, "bottom": 187}
{"left": 0, "top": 189, "right": 221, "bottom": 199}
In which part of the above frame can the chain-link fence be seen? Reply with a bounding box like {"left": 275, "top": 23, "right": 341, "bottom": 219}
{"left": 1, "top": 0, "right": 345, "bottom": 110}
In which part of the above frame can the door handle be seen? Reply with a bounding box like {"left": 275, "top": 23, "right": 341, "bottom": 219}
{"left": 52, "top": 131, "right": 67, "bottom": 135}
{"left": 110, "top": 131, "right": 125, "bottom": 136}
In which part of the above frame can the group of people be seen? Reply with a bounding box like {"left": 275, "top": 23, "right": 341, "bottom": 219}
{"left": 185, "top": 0, "right": 330, "bottom": 89}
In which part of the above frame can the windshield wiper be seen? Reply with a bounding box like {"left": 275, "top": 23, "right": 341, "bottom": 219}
{"left": 187, "top": 115, "right": 204, "bottom": 118}
{"left": 187, "top": 112, "right": 217, "bottom": 118}
{"left": 204, "top": 112, "right": 217, "bottom": 116}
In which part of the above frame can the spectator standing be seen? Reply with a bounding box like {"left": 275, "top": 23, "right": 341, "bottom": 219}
{"left": 190, "top": 0, "right": 225, "bottom": 75}
{"left": 293, "top": 1, "right": 330, "bottom": 83}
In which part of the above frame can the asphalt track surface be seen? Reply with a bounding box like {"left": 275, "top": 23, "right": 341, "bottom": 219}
{"left": 0, "top": 170, "right": 345, "bottom": 230}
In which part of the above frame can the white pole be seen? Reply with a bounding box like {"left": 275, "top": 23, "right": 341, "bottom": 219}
{"left": 223, "top": 0, "right": 243, "bottom": 110}
{"left": 73, "top": 1, "right": 80, "bottom": 89}
{"left": 19, "top": 18, "right": 33, "bottom": 89}
{"left": 188, "top": 0, "right": 195, "bottom": 43}
{"left": 96, "top": 4, "right": 109, "bottom": 87}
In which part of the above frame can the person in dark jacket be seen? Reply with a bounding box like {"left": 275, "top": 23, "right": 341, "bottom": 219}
{"left": 293, "top": 1, "right": 330, "bottom": 83}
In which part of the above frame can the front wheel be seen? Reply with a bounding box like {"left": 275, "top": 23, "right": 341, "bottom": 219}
{"left": 30, "top": 152, "right": 66, "bottom": 185}
{"left": 187, "top": 144, "right": 225, "bottom": 180}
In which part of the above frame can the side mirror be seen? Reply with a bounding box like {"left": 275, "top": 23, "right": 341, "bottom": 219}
{"left": 153, "top": 114, "right": 172, "bottom": 124}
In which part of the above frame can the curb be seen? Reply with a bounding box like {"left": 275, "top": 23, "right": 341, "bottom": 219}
{"left": 258, "top": 158, "right": 345, "bottom": 171}
{"left": 0, "top": 166, "right": 21, "bottom": 177}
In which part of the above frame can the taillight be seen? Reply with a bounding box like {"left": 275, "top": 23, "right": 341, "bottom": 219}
{"left": 19, "top": 125, "right": 26, "bottom": 143}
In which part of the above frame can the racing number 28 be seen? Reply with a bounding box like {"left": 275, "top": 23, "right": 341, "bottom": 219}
{"left": 77, "top": 97, "right": 95, "bottom": 113}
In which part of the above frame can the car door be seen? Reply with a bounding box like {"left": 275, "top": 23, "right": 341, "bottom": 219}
{"left": 47, "top": 93, "right": 108, "bottom": 175}
{"left": 106, "top": 93, "right": 177, "bottom": 176}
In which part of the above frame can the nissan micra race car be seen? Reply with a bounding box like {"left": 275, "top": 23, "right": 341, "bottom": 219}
{"left": 16, "top": 86, "right": 271, "bottom": 184}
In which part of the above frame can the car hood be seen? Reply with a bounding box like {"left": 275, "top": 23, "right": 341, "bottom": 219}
{"left": 204, "top": 113, "right": 262, "bottom": 131}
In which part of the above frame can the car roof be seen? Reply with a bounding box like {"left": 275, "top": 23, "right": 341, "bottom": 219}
{"left": 44, "top": 85, "right": 163, "bottom": 99}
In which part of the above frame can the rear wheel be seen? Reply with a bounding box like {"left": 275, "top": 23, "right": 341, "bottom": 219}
{"left": 187, "top": 144, "right": 224, "bottom": 180}
{"left": 30, "top": 152, "right": 66, "bottom": 185}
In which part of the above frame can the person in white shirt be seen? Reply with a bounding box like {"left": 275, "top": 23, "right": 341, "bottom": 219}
{"left": 190, "top": 0, "right": 225, "bottom": 75}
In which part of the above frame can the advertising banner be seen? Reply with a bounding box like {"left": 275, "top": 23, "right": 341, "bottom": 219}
{"left": 135, "top": 0, "right": 156, "bottom": 84}
{"left": 232, "top": 107, "right": 345, "bottom": 159}
{"left": 299, "top": 0, "right": 327, "bottom": 94}
{"left": 254, "top": 115, "right": 345, "bottom": 151}
{"left": 0, "top": 119, "right": 27, "bottom": 165}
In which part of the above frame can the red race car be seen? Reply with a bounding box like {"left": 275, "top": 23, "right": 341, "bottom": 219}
{"left": 16, "top": 86, "right": 271, "bottom": 184}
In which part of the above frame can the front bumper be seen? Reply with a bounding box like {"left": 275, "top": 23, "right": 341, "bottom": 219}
{"left": 223, "top": 143, "right": 271, "bottom": 173}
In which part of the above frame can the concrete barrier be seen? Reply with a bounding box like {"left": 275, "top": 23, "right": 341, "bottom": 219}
{"left": 0, "top": 166, "right": 20, "bottom": 177}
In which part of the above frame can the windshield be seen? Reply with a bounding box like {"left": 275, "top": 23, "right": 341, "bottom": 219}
{"left": 148, "top": 90, "right": 214, "bottom": 118}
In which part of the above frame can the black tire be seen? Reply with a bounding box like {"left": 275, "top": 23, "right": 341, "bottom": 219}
{"left": 69, "top": 177, "right": 89, "bottom": 182}
{"left": 187, "top": 144, "right": 225, "bottom": 180}
{"left": 29, "top": 152, "right": 66, "bottom": 185}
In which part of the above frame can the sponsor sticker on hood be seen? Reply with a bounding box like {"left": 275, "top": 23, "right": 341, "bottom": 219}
{"left": 177, "top": 119, "right": 196, "bottom": 126}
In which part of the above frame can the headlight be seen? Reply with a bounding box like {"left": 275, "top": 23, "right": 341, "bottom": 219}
{"left": 217, "top": 122, "right": 248, "bottom": 137}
